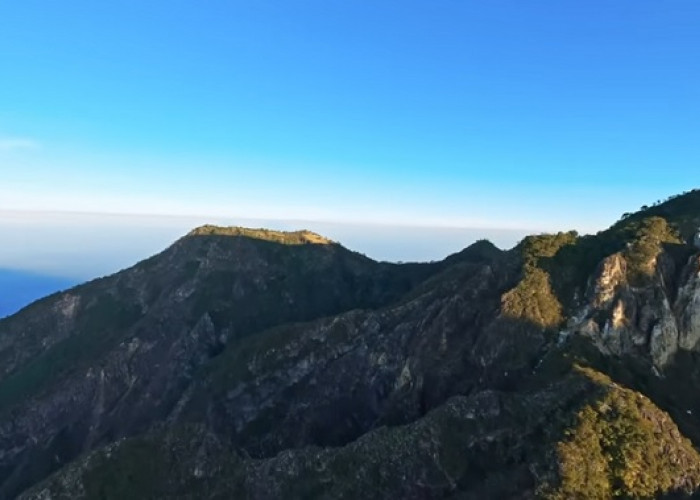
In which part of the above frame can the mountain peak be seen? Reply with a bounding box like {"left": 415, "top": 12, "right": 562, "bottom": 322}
{"left": 614, "top": 188, "right": 700, "bottom": 241}
{"left": 186, "top": 225, "right": 334, "bottom": 245}
{"left": 9, "top": 189, "right": 700, "bottom": 499}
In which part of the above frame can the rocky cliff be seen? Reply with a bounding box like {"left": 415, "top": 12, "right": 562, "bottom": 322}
{"left": 3, "top": 190, "right": 700, "bottom": 499}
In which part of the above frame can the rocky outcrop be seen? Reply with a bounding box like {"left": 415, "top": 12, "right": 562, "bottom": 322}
{"left": 5, "top": 189, "right": 700, "bottom": 499}
{"left": 20, "top": 368, "right": 700, "bottom": 500}
{"left": 178, "top": 258, "right": 525, "bottom": 458}
{"left": 0, "top": 228, "right": 448, "bottom": 499}
{"left": 676, "top": 255, "right": 700, "bottom": 350}
{"left": 562, "top": 249, "right": 700, "bottom": 370}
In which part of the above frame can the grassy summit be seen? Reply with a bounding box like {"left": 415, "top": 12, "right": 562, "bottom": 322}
{"left": 188, "top": 225, "right": 334, "bottom": 245}
{"left": 7, "top": 189, "right": 700, "bottom": 499}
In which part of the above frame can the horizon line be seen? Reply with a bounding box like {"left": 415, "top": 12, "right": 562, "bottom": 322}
{"left": 0, "top": 208, "right": 600, "bottom": 235}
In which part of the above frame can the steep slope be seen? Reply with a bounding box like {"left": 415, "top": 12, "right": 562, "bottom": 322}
{"left": 0, "top": 227, "right": 442, "bottom": 499}
{"left": 5, "top": 188, "right": 700, "bottom": 499}
{"left": 0, "top": 270, "right": 76, "bottom": 319}
{"left": 527, "top": 192, "right": 700, "bottom": 447}
{"left": 176, "top": 248, "right": 522, "bottom": 458}
{"left": 20, "top": 367, "right": 700, "bottom": 499}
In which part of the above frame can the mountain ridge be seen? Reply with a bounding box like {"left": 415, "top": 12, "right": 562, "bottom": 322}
{"left": 3, "top": 188, "right": 700, "bottom": 499}
{"left": 186, "top": 225, "right": 335, "bottom": 245}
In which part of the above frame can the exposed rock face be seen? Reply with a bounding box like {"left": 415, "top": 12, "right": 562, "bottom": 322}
{"left": 590, "top": 252, "right": 627, "bottom": 309}
{"left": 4, "top": 189, "right": 700, "bottom": 499}
{"left": 676, "top": 255, "right": 700, "bottom": 350}
{"left": 563, "top": 250, "right": 700, "bottom": 369}
{"left": 19, "top": 369, "right": 700, "bottom": 500}
{"left": 0, "top": 229, "right": 442, "bottom": 499}
{"left": 178, "top": 258, "right": 528, "bottom": 459}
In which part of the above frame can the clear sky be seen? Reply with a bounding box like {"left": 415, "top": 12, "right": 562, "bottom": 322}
{"left": 1, "top": 1, "right": 699, "bottom": 274}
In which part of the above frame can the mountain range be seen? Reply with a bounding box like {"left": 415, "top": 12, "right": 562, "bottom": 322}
{"left": 2, "top": 190, "right": 700, "bottom": 498}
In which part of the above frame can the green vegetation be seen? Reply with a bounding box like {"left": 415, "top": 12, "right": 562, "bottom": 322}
{"left": 614, "top": 188, "right": 700, "bottom": 243}
{"left": 441, "top": 238, "right": 503, "bottom": 266}
{"left": 503, "top": 191, "right": 699, "bottom": 320}
{"left": 80, "top": 426, "right": 246, "bottom": 500}
{"left": 623, "top": 216, "right": 682, "bottom": 284}
{"left": 502, "top": 267, "right": 563, "bottom": 327}
{"left": 519, "top": 231, "right": 580, "bottom": 266}
{"left": 529, "top": 190, "right": 700, "bottom": 315}
{"left": 188, "top": 225, "right": 333, "bottom": 245}
{"left": 187, "top": 238, "right": 434, "bottom": 336}
{"left": 28, "top": 394, "right": 535, "bottom": 499}
{"left": 8, "top": 192, "right": 700, "bottom": 499}
{"left": 502, "top": 231, "right": 578, "bottom": 327}
{"left": 548, "top": 367, "right": 700, "bottom": 499}
{"left": 533, "top": 334, "right": 700, "bottom": 463}
{"left": 0, "top": 294, "right": 142, "bottom": 412}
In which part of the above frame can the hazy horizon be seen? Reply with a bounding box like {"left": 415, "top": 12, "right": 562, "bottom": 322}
{"left": 2, "top": 2, "right": 699, "bottom": 309}
{"left": 0, "top": 209, "right": 538, "bottom": 281}
{"left": 0, "top": 209, "right": 539, "bottom": 315}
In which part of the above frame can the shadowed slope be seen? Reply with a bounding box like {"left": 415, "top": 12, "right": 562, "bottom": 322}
{"left": 6, "top": 188, "right": 700, "bottom": 499}
{"left": 0, "top": 226, "right": 448, "bottom": 499}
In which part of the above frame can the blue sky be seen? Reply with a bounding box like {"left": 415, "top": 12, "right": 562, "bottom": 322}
{"left": 1, "top": 1, "right": 699, "bottom": 276}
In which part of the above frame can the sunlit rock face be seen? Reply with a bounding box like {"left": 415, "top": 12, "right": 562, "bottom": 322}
{"left": 563, "top": 251, "right": 679, "bottom": 369}
{"left": 560, "top": 249, "right": 700, "bottom": 372}
{"left": 8, "top": 190, "right": 700, "bottom": 499}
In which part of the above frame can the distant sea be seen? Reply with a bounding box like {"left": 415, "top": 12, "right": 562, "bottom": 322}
{"left": 0, "top": 269, "right": 76, "bottom": 318}
{"left": 0, "top": 211, "right": 537, "bottom": 318}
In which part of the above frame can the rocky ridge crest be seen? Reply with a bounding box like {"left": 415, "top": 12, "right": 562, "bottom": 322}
{"left": 4, "top": 189, "right": 700, "bottom": 499}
